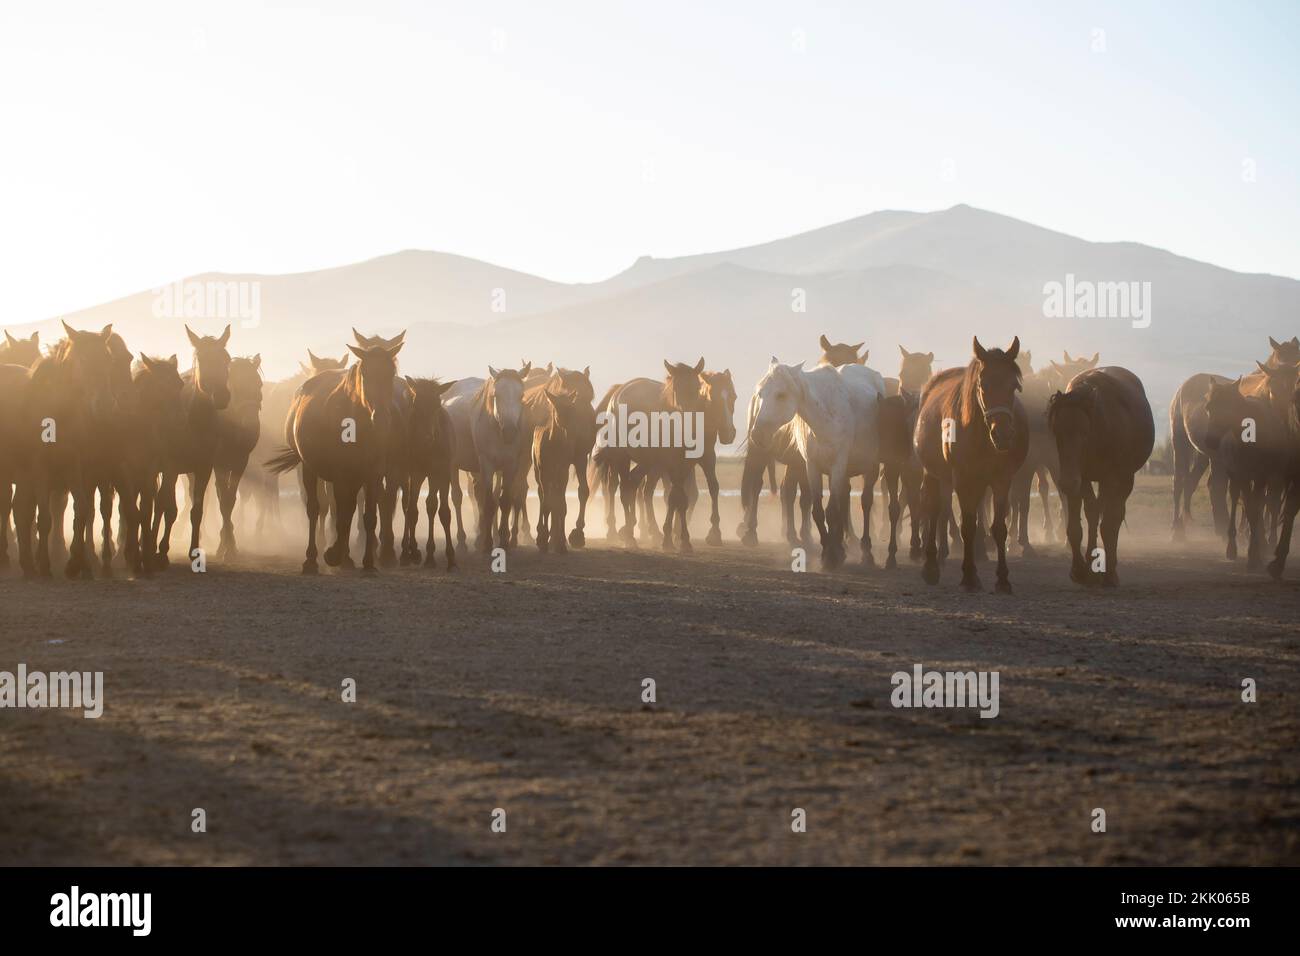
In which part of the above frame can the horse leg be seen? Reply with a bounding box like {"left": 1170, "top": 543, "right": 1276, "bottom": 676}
{"left": 98, "top": 479, "right": 115, "bottom": 574}
{"left": 823, "top": 463, "right": 849, "bottom": 570}
{"left": 474, "top": 468, "right": 497, "bottom": 553}
{"left": 1266, "top": 478, "right": 1299, "bottom": 580}
{"left": 991, "top": 477, "right": 1012, "bottom": 593}
{"left": 439, "top": 482, "right": 457, "bottom": 570}
{"left": 1099, "top": 473, "right": 1132, "bottom": 586}
{"left": 569, "top": 454, "right": 589, "bottom": 548}
{"left": 1064, "top": 479, "right": 1089, "bottom": 586}
{"left": 402, "top": 475, "right": 422, "bottom": 566}
{"left": 298, "top": 465, "right": 321, "bottom": 574}
{"left": 1225, "top": 477, "right": 1240, "bottom": 561}
{"left": 779, "top": 465, "right": 798, "bottom": 546}
{"left": 809, "top": 467, "right": 828, "bottom": 553}
{"left": 1245, "top": 479, "right": 1266, "bottom": 571}
{"left": 535, "top": 468, "right": 550, "bottom": 552}
{"left": 955, "top": 479, "right": 982, "bottom": 591}
{"left": 0, "top": 480, "right": 11, "bottom": 570}
{"left": 1011, "top": 465, "right": 1033, "bottom": 557}
{"left": 618, "top": 461, "right": 642, "bottom": 545}
{"left": 153, "top": 473, "right": 179, "bottom": 570}
{"left": 860, "top": 466, "right": 878, "bottom": 567}
{"left": 49, "top": 489, "right": 68, "bottom": 568}
{"left": 1082, "top": 481, "right": 1101, "bottom": 566}
{"left": 361, "top": 478, "right": 380, "bottom": 571}
{"left": 552, "top": 470, "right": 569, "bottom": 554}
{"left": 65, "top": 472, "right": 92, "bottom": 580}
{"left": 642, "top": 472, "right": 662, "bottom": 545}
{"left": 1208, "top": 460, "right": 1229, "bottom": 539}
{"left": 884, "top": 466, "right": 900, "bottom": 570}
{"left": 701, "top": 451, "right": 722, "bottom": 545}
{"left": 669, "top": 469, "right": 692, "bottom": 554}
{"left": 186, "top": 466, "right": 213, "bottom": 569}
{"left": 1170, "top": 427, "right": 1189, "bottom": 539}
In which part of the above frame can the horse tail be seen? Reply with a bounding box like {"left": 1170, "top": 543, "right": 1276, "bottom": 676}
{"left": 265, "top": 446, "right": 302, "bottom": 475}
{"left": 589, "top": 444, "right": 618, "bottom": 497}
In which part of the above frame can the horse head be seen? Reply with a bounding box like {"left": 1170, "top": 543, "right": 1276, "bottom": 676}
{"left": 819, "top": 334, "right": 867, "bottom": 367}
{"left": 1203, "top": 377, "right": 1247, "bottom": 451}
{"left": 352, "top": 328, "right": 406, "bottom": 351}
{"left": 748, "top": 358, "right": 804, "bottom": 447}
{"left": 486, "top": 363, "right": 530, "bottom": 444}
{"left": 1266, "top": 336, "right": 1300, "bottom": 368}
{"left": 701, "top": 369, "right": 738, "bottom": 445}
{"left": 60, "top": 320, "right": 119, "bottom": 424}
{"left": 308, "top": 349, "right": 350, "bottom": 374}
{"left": 662, "top": 358, "right": 706, "bottom": 413}
{"left": 136, "top": 354, "right": 185, "bottom": 409}
{"left": 898, "top": 345, "right": 935, "bottom": 393}
{"left": 229, "top": 355, "right": 264, "bottom": 412}
{"left": 551, "top": 366, "right": 594, "bottom": 406}
{"left": 1253, "top": 360, "right": 1299, "bottom": 422}
{"left": 2, "top": 329, "right": 41, "bottom": 367}
{"left": 186, "top": 324, "right": 233, "bottom": 410}
{"left": 969, "top": 336, "right": 1023, "bottom": 453}
{"left": 347, "top": 342, "right": 403, "bottom": 429}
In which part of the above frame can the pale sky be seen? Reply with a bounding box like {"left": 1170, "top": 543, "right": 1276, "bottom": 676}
{"left": 1, "top": 0, "right": 1296, "bottom": 325}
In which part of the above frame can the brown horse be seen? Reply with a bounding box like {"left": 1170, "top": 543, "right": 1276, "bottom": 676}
{"left": 878, "top": 389, "right": 921, "bottom": 567}
{"left": 1267, "top": 366, "right": 1300, "bottom": 579}
{"left": 77, "top": 329, "right": 135, "bottom": 575}
{"left": 1043, "top": 351, "right": 1099, "bottom": 391}
{"left": 0, "top": 364, "right": 34, "bottom": 569}
{"left": 401, "top": 377, "right": 458, "bottom": 569}
{"left": 1169, "top": 371, "right": 1231, "bottom": 539}
{"left": 603, "top": 359, "right": 708, "bottom": 551}
{"left": 152, "top": 325, "right": 232, "bottom": 569}
{"left": 267, "top": 340, "right": 402, "bottom": 573}
{"left": 352, "top": 328, "right": 412, "bottom": 567}
{"left": 818, "top": 335, "right": 866, "bottom": 367}
{"left": 531, "top": 389, "right": 591, "bottom": 553}
{"left": 118, "top": 355, "right": 185, "bottom": 576}
{"left": 13, "top": 322, "right": 119, "bottom": 578}
{"left": 210, "top": 355, "right": 263, "bottom": 560}
{"left": 915, "top": 337, "right": 1028, "bottom": 591}
{"left": 1009, "top": 366, "right": 1063, "bottom": 554}
{"left": 1204, "top": 371, "right": 1292, "bottom": 570}
{"left": 0, "top": 330, "right": 41, "bottom": 368}
{"left": 1049, "top": 367, "right": 1154, "bottom": 586}
{"left": 510, "top": 366, "right": 595, "bottom": 548}
{"left": 894, "top": 345, "right": 935, "bottom": 396}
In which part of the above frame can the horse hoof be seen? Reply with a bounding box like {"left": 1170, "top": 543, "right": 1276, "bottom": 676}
{"left": 379, "top": 551, "right": 398, "bottom": 569}
{"left": 921, "top": 563, "right": 939, "bottom": 585}
{"left": 554, "top": 542, "right": 568, "bottom": 555}
{"left": 1102, "top": 572, "right": 1119, "bottom": 588}
{"left": 423, "top": 556, "right": 437, "bottom": 569}
{"left": 861, "top": 551, "right": 875, "bottom": 569}
{"left": 1021, "top": 543, "right": 1036, "bottom": 559}
{"left": 568, "top": 529, "right": 586, "bottom": 548}
{"left": 339, "top": 556, "right": 357, "bottom": 571}
{"left": 302, "top": 561, "right": 319, "bottom": 575}
{"left": 1225, "top": 546, "right": 1237, "bottom": 561}
{"left": 0, "top": 554, "right": 9, "bottom": 570}
{"left": 679, "top": 540, "right": 693, "bottom": 555}
{"left": 661, "top": 539, "right": 675, "bottom": 553}
{"left": 362, "top": 565, "right": 377, "bottom": 574}
{"left": 705, "top": 528, "right": 722, "bottom": 546}
{"left": 538, "top": 539, "right": 549, "bottom": 553}
{"left": 741, "top": 531, "right": 758, "bottom": 547}
{"left": 1266, "top": 559, "right": 1284, "bottom": 580}
{"left": 885, "top": 555, "right": 898, "bottom": 570}
{"left": 995, "top": 579, "right": 1012, "bottom": 594}
{"left": 960, "top": 578, "right": 982, "bottom": 593}
{"left": 1069, "top": 565, "right": 1091, "bottom": 586}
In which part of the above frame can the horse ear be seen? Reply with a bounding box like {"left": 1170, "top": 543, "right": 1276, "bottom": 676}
{"left": 1087, "top": 352, "right": 1099, "bottom": 367}
{"left": 217, "top": 325, "right": 231, "bottom": 348}
{"left": 972, "top": 336, "right": 988, "bottom": 361}
{"left": 168, "top": 354, "right": 179, "bottom": 367}
{"left": 582, "top": 366, "right": 590, "bottom": 379}
{"left": 694, "top": 357, "right": 705, "bottom": 374}
{"left": 30, "top": 331, "right": 38, "bottom": 343}
{"left": 850, "top": 341, "right": 865, "bottom": 351}
{"left": 489, "top": 365, "right": 501, "bottom": 379}
{"left": 769, "top": 355, "right": 779, "bottom": 367}
{"left": 1257, "top": 360, "right": 1270, "bottom": 374}
{"left": 819, "top": 334, "right": 832, "bottom": 351}
{"left": 386, "top": 342, "right": 404, "bottom": 359}
{"left": 663, "top": 360, "right": 674, "bottom": 376}
{"left": 858, "top": 350, "right": 868, "bottom": 364}
{"left": 546, "top": 362, "right": 554, "bottom": 374}
{"left": 140, "top": 354, "right": 158, "bottom": 371}
{"left": 252, "top": 354, "right": 261, "bottom": 370}
{"left": 308, "top": 349, "right": 321, "bottom": 364}
{"left": 352, "top": 328, "right": 365, "bottom": 346}
{"left": 899, "top": 344, "right": 909, "bottom": 358}
{"left": 405, "top": 375, "right": 417, "bottom": 389}
{"left": 391, "top": 330, "right": 406, "bottom": 346}
{"left": 348, "top": 345, "right": 366, "bottom": 361}
{"left": 1291, "top": 336, "right": 1299, "bottom": 348}
{"left": 1063, "top": 350, "right": 1073, "bottom": 362}
{"left": 185, "top": 325, "right": 202, "bottom": 349}
{"left": 926, "top": 351, "right": 934, "bottom": 362}
{"left": 62, "top": 319, "right": 78, "bottom": 340}
{"left": 3, "top": 331, "right": 15, "bottom": 346}
{"left": 1006, "top": 337, "right": 1020, "bottom": 361}
{"left": 1269, "top": 336, "right": 1281, "bottom": 350}
{"left": 437, "top": 379, "right": 457, "bottom": 396}
{"left": 100, "top": 323, "right": 113, "bottom": 339}
{"left": 299, "top": 362, "right": 312, "bottom": 375}
{"left": 520, "top": 361, "right": 532, "bottom": 376}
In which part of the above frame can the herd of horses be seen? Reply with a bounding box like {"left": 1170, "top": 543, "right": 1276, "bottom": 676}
{"left": 2, "top": 322, "right": 1299, "bottom": 591}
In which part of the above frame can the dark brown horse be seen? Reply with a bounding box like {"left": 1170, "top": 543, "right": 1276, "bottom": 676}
{"left": 351, "top": 329, "right": 412, "bottom": 567}
{"left": 878, "top": 389, "right": 921, "bottom": 568}
{"left": 915, "top": 337, "right": 1028, "bottom": 592}
{"left": 152, "top": 325, "right": 232, "bottom": 569}
{"left": 1205, "top": 363, "right": 1296, "bottom": 570}
{"left": 1267, "top": 365, "right": 1300, "bottom": 579}
{"left": 118, "top": 355, "right": 185, "bottom": 576}
{"left": 13, "top": 322, "right": 119, "bottom": 578}
{"left": 402, "top": 377, "right": 458, "bottom": 569}
{"left": 210, "top": 355, "right": 263, "bottom": 560}
{"left": 531, "top": 389, "right": 590, "bottom": 553}
{"left": 1169, "top": 371, "right": 1231, "bottom": 539}
{"left": 1049, "top": 367, "right": 1154, "bottom": 586}
{"left": 267, "top": 340, "right": 402, "bottom": 573}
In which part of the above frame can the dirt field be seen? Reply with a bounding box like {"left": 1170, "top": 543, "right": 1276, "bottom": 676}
{"left": 1, "top": 471, "right": 1298, "bottom": 865}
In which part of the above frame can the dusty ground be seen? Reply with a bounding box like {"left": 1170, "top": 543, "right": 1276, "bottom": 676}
{"left": 1, "top": 472, "right": 1297, "bottom": 865}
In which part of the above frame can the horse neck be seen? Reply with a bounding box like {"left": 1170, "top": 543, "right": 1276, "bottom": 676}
{"left": 791, "top": 368, "right": 833, "bottom": 437}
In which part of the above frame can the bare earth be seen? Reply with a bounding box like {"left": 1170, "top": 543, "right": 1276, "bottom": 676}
{"left": 1, "top": 473, "right": 1297, "bottom": 866}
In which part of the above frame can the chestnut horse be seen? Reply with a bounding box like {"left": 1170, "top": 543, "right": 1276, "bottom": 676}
{"left": 153, "top": 325, "right": 232, "bottom": 569}
{"left": 266, "top": 340, "right": 402, "bottom": 573}
{"left": 351, "top": 328, "right": 413, "bottom": 567}
{"left": 1048, "top": 366, "right": 1154, "bottom": 586}
{"left": 211, "top": 355, "right": 263, "bottom": 560}
{"left": 531, "top": 388, "right": 591, "bottom": 553}
{"left": 401, "top": 377, "right": 458, "bottom": 569}
{"left": 915, "top": 337, "right": 1028, "bottom": 592}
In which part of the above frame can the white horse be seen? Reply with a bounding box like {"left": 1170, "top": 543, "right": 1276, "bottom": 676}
{"left": 444, "top": 365, "right": 530, "bottom": 551}
{"left": 748, "top": 358, "right": 884, "bottom": 568}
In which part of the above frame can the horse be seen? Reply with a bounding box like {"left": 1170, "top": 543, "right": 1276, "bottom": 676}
{"left": 1266, "top": 364, "right": 1300, "bottom": 579}
{"left": 1204, "top": 371, "right": 1292, "bottom": 570}
{"left": 915, "top": 337, "right": 1028, "bottom": 592}
{"left": 1048, "top": 366, "right": 1155, "bottom": 586}
{"left": 894, "top": 345, "right": 936, "bottom": 397}
{"left": 748, "top": 358, "right": 884, "bottom": 568}
{"left": 266, "top": 340, "right": 402, "bottom": 573}
{"left": 737, "top": 400, "right": 811, "bottom": 547}
{"left": 443, "top": 376, "right": 486, "bottom": 547}
{"left": 1043, "top": 351, "right": 1099, "bottom": 391}
{"left": 246, "top": 349, "right": 351, "bottom": 538}
{"left": 878, "top": 389, "right": 922, "bottom": 568}
{"left": 1236, "top": 337, "right": 1300, "bottom": 540}
{"left": 115, "top": 355, "right": 185, "bottom": 576}
{"left": 401, "top": 377, "right": 458, "bottom": 569}
{"left": 465, "top": 364, "right": 531, "bottom": 552}
{"left": 0, "top": 364, "right": 35, "bottom": 569}
{"left": 351, "top": 328, "right": 413, "bottom": 567}
{"left": 818, "top": 335, "right": 866, "bottom": 368}
{"left": 531, "top": 388, "right": 591, "bottom": 553}
{"left": 12, "top": 322, "right": 119, "bottom": 578}
{"left": 74, "top": 329, "right": 135, "bottom": 575}
{"left": 1169, "top": 372, "right": 1232, "bottom": 539}
{"left": 0, "top": 330, "right": 40, "bottom": 368}
{"left": 209, "top": 355, "right": 263, "bottom": 560}
{"left": 1009, "top": 366, "right": 1063, "bottom": 555}
{"left": 152, "top": 325, "right": 232, "bottom": 569}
